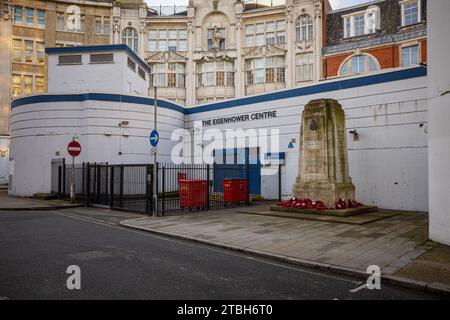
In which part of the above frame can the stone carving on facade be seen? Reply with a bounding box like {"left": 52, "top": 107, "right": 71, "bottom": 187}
{"left": 313, "top": 0, "right": 322, "bottom": 19}
{"left": 139, "top": 18, "right": 146, "bottom": 34}
{"left": 243, "top": 44, "right": 286, "bottom": 59}
{"left": 296, "top": 42, "right": 313, "bottom": 51}
{"left": 113, "top": 16, "right": 121, "bottom": 33}
{"left": 285, "top": 5, "right": 293, "bottom": 23}
{"left": 211, "top": 26, "right": 223, "bottom": 51}
{"left": 196, "top": 53, "right": 233, "bottom": 63}
{"left": 146, "top": 51, "right": 187, "bottom": 64}
{"left": 0, "top": 1, "right": 12, "bottom": 21}
{"left": 236, "top": 14, "right": 242, "bottom": 30}
{"left": 187, "top": 17, "right": 195, "bottom": 34}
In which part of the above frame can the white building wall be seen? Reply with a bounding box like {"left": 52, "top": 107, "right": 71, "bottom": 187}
{"left": 428, "top": 0, "right": 450, "bottom": 245}
{"left": 0, "top": 136, "right": 9, "bottom": 185}
{"left": 47, "top": 51, "right": 149, "bottom": 96}
{"left": 186, "top": 68, "right": 428, "bottom": 211}
{"left": 9, "top": 97, "right": 183, "bottom": 196}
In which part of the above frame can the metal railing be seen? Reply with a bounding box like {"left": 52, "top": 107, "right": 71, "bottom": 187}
{"left": 50, "top": 160, "right": 265, "bottom": 216}
{"left": 149, "top": 5, "right": 188, "bottom": 16}
{"left": 243, "top": 0, "right": 286, "bottom": 8}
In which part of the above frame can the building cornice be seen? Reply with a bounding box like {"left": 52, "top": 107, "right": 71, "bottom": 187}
{"left": 323, "top": 25, "right": 427, "bottom": 56}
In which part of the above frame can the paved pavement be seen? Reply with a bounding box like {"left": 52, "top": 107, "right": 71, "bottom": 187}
{"left": 120, "top": 209, "right": 429, "bottom": 275}
{"left": 0, "top": 189, "right": 81, "bottom": 210}
{"left": 0, "top": 209, "right": 442, "bottom": 300}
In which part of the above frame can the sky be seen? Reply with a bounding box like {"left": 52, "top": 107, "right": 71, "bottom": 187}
{"left": 144, "top": 0, "right": 369, "bottom": 10}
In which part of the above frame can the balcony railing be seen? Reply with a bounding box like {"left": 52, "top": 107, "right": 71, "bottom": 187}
{"left": 149, "top": 5, "right": 188, "bottom": 16}
{"left": 243, "top": 0, "right": 286, "bottom": 9}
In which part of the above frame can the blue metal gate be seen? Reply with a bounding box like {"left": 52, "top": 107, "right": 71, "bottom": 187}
{"left": 213, "top": 148, "right": 261, "bottom": 195}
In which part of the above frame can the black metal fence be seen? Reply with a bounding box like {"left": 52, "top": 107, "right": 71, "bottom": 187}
{"left": 51, "top": 160, "right": 258, "bottom": 216}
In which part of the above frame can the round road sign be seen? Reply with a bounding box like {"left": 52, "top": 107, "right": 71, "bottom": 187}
{"left": 67, "top": 140, "right": 82, "bottom": 157}
{"left": 149, "top": 130, "right": 159, "bottom": 147}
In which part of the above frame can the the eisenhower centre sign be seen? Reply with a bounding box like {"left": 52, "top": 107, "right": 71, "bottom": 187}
{"left": 202, "top": 111, "right": 277, "bottom": 127}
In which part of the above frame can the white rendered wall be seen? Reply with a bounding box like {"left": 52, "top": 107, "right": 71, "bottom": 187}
{"left": 9, "top": 97, "right": 183, "bottom": 196}
{"left": 428, "top": 0, "right": 450, "bottom": 245}
{"left": 47, "top": 52, "right": 149, "bottom": 96}
{"left": 186, "top": 70, "right": 429, "bottom": 211}
{"left": 0, "top": 136, "right": 9, "bottom": 184}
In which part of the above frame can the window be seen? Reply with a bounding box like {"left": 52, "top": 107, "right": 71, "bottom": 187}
{"left": 245, "top": 20, "right": 286, "bottom": 47}
{"left": 58, "top": 55, "right": 82, "bottom": 65}
{"left": 13, "top": 39, "right": 23, "bottom": 62}
{"left": 90, "top": 53, "right": 114, "bottom": 64}
{"left": 12, "top": 39, "right": 45, "bottom": 64}
{"left": 95, "top": 16, "right": 110, "bottom": 35}
{"left": 296, "top": 52, "right": 314, "bottom": 82}
{"left": 25, "top": 8, "right": 34, "bottom": 26}
{"left": 56, "top": 13, "right": 65, "bottom": 31}
{"left": 196, "top": 61, "right": 234, "bottom": 87}
{"left": 14, "top": 7, "right": 22, "bottom": 24}
{"left": 207, "top": 28, "right": 226, "bottom": 51}
{"left": 402, "top": 45, "right": 419, "bottom": 66}
{"left": 122, "top": 27, "right": 139, "bottom": 51}
{"left": 12, "top": 75, "right": 21, "bottom": 97}
{"left": 138, "top": 67, "right": 146, "bottom": 80}
{"left": 35, "top": 76, "right": 45, "bottom": 93}
{"left": 24, "top": 76, "right": 33, "bottom": 95}
{"left": 339, "top": 54, "right": 379, "bottom": 76}
{"left": 36, "top": 42, "right": 45, "bottom": 64}
{"left": 354, "top": 15, "right": 365, "bottom": 37}
{"left": 245, "top": 56, "right": 285, "bottom": 85}
{"left": 25, "top": 41, "right": 33, "bottom": 63}
{"left": 37, "top": 10, "right": 45, "bottom": 27}
{"left": 343, "top": 7, "right": 380, "bottom": 38}
{"left": 148, "top": 29, "right": 188, "bottom": 52}
{"left": 402, "top": 0, "right": 420, "bottom": 26}
{"left": 127, "top": 57, "right": 136, "bottom": 71}
{"left": 296, "top": 15, "right": 313, "bottom": 42}
{"left": 150, "top": 63, "right": 186, "bottom": 88}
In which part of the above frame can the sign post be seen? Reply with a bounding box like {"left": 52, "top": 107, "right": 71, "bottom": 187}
{"left": 67, "top": 138, "right": 82, "bottom": 203}
{"left": 152, "top": 87, "right": 158, "bottom": 216}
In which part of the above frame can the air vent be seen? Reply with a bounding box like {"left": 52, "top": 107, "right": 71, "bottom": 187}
{"left": 90, "top": 53, "right": 114, "bottom": 64}
{"left": 58, "top": 55, "right": 82, "bottom": 65}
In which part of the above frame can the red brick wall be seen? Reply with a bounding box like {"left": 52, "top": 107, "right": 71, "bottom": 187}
{"left": 323, "top": 45, "right": 402, "bottom": 78}
{"left": 421, "top": 39, "right": 428, "bottom": 63}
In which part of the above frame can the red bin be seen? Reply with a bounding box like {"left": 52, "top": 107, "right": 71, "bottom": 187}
{"left": 179, "top": 179, "right": 208, "bottom": 209}
{"left": 223, "top": 179, "right": 248, "bottom": 203}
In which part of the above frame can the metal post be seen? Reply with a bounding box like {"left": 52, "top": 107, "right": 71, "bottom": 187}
{"left": 110, "top": 166, "right": 115, "bottom": 208}
{"left": 85, "top": 162, "right": 90, "bottom": 207}
{"left": 278, "top": 163, "right": 282, "bottom": 202}
{"left": 246, "top": 155, "right": 250, "bottom": 206}
{"left": 81, "top": 162, "right": 85, "bottom": 198}
{"left": 206, "top": 164, "right": 210, "bottom": 211}
{"left": 58, "top": 165, "right": 62, "bottom": 198}
{"left": 119, "top": 165, "right": 124, "bottom": 208}
{"left": 162, "top": 166, "right": 165, "bottom": 215}
{"left": 62, "top": 158, "right": 66, "bottom": 198}
{"left": 152, "top": 86, "right": 158, "bottom": 217}
{"left": 146, "top": 164, "right": 151, "bottom": 214}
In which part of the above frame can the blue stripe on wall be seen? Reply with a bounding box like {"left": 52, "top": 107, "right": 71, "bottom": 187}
{"left": 186, "top": 67, "right": 427, "bottom": 115}
{"left": 11, "top": 67, "right": 427, "bottom": 115}
{"left": 11, "top": 93, "right": 186, "bottom": 114}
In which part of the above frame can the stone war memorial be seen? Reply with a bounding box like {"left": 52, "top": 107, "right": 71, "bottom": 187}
{"left": 275, "top": 99, "right": 376, "bottom": 216}
{"left": 293, "top": 98, "right": 355, "bottom": 207}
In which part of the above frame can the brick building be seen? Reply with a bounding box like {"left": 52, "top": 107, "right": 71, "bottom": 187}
{"left": 322, "top": 0, "right": 427, "bottom": 79}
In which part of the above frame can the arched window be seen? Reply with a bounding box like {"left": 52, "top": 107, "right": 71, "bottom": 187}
{"left": 296, "top": 15, "right": 313, "bottom": 42}
{"left": 122, "top": 27, "right": 138, "bottom": 51}
{"left": 339, "top": 54, "right": 379, "bottom": 76}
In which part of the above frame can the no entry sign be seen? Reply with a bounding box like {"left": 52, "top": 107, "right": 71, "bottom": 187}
{"left": 67, "top": 140, "right": 82, "bottom": 157}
